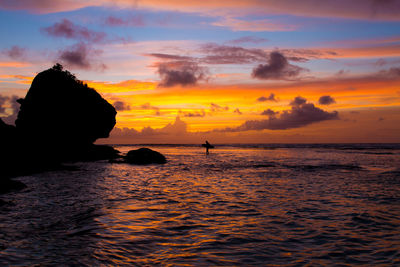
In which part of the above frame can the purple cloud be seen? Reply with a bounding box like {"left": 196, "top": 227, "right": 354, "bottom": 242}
{"left": 157, "top": 61, "right": 208, "bottom": 87}
{"left": 2, "top": 45, "right": 26, "bottom": 59}
{"left": 58, "top": 43, "right": 105, "bottom": 70}
{"left": 220, "top": 97, "right": 338, "bottom": 131}
{"left": 42, "top": 19, "right": 106, "bottom": 43}
{"left": 210, "top": 103, "right": 229, "bottom": 112}
{"left": 375, "top": 58, "right": 387, "bottom": 66}
{"left": 290, "top": 96, "right": 307, "bottom": 106}
{"left": 58, "top": 43, "right": 90, "bottom": 69}
{"left": 179, "top": 110, "right": 206, "bottom": 117}
{"left": 113, "top": 101, "right": 131, "bottom": 111}
{"left": 148, "top": 53, "right": 193, "bottom": 61}
{"left": 280, "top": 48, "right": 338, "bottom": 60}
{"left": 257, "top": 93, "right": 277, "bottom": 102}
{"left": 379, "top": 67, "right": 400, "bottom": 77}
{"left": 104, "top": 15, "right": 145, "bottom": 27}
{"left": 234, "top": 108, "right": 242, "bottom": 115}
{"left": 261, "top": 108, "right": 278, "bottom": 116}
{"left": 319, "top": 95, "right": 336, "bottom": 105}
{"left": 252, "top": 51, "right": 306, "bottom": 80}
{"left": 227, "top": 36, "right": 268, "bottom": 45}
{"left": 201, "top": 43, "right": 268, "bottom": 64}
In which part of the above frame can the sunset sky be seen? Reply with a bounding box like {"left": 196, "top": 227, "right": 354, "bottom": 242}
{"left": 0, "top": 0, "right": 399, "bottom": 143}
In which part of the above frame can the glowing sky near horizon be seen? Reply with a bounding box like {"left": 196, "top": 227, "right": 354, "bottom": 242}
{"left": 0, "top": 0, "right": 399, "bottom": 143}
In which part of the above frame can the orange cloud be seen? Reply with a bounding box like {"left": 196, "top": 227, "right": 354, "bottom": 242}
{"left": 0, "top": 62, "right": 30, "bottom": 68}
{"left": 86, "top": 79, "right": 157, "bottom": 94}
{"left": 0, "top": 74, "right": 34, "bottom": 84}
{"left": 135, "top": 0, "right": 400, "bottom": 21}
{"left": 327, "top": 45, "right": 400, "bottom": 59}
{"left": 2, "top": 0, "right": 400, "bottom": 21}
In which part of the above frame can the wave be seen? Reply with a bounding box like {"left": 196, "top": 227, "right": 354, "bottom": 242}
{"left": 283, "top": 163, "right": 363, "bottom": 172}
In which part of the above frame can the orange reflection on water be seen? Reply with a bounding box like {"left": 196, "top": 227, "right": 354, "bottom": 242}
{"left": 87, "top": 145, "right": 400, "bottom": 265}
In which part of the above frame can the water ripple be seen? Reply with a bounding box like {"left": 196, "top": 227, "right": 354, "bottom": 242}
{"left": 1, "top": 145, "right": 399, "bottom": 265}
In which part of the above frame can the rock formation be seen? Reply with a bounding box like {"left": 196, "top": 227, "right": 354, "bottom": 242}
{"left": 16, "top": 64, "right": 116, "bottom": 160}
{"left": 0, "top": 64, "right": 118, "bottom": 192}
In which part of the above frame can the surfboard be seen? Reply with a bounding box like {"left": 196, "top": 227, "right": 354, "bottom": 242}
{"left": 202, "top": 144, "right": 214, "bottom": 148}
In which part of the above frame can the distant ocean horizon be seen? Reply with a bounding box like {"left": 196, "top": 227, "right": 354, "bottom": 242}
{"left": 106, "top": 142, "right": 400, "bottom": 150}
{"left": 108, "top": 142, "right": 400, "bottom": 146}
{"left": 1, "top": 143, "right": 399, "bottom": 265}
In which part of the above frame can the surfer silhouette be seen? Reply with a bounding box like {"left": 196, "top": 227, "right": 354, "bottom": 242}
{"left": 202, "top": 140, "right": 214, "bottom": 155}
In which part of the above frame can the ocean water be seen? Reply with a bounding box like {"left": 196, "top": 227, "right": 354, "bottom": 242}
{"left": 1, "top": 144, "right": 400, "bottom": 266}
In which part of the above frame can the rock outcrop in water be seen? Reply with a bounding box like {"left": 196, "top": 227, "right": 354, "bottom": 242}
{"left": 0, "top": 64, "right": 118, "bottom": 192}
{"left": 125, "top": 148, "right": 167, "bottom": 165}
{"left": 16, "top": 63, "right": 116, "bottom": 159}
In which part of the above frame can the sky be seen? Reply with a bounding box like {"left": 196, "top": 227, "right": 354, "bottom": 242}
{"left": 0, "top": 0, "right": 399, "bottom": 144}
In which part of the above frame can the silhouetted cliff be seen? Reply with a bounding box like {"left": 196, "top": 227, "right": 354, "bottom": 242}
{"left": 1, "top": 64, "right": 118, "bottom": 184}
{"left": 16, "top": 64, "right": 116, "bottom": 159}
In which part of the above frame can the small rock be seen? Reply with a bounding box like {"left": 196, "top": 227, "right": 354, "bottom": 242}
{"left": 125, "top": 148, "right": 167, "bottom": 165}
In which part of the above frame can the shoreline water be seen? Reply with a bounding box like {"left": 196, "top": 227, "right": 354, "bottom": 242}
{"left": 1, "top": 144, "right": 399, "bottom": 265}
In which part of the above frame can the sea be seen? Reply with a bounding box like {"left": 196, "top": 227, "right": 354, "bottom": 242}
{"left": 1, "top": 144, "right": 400, "bottom": 266}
